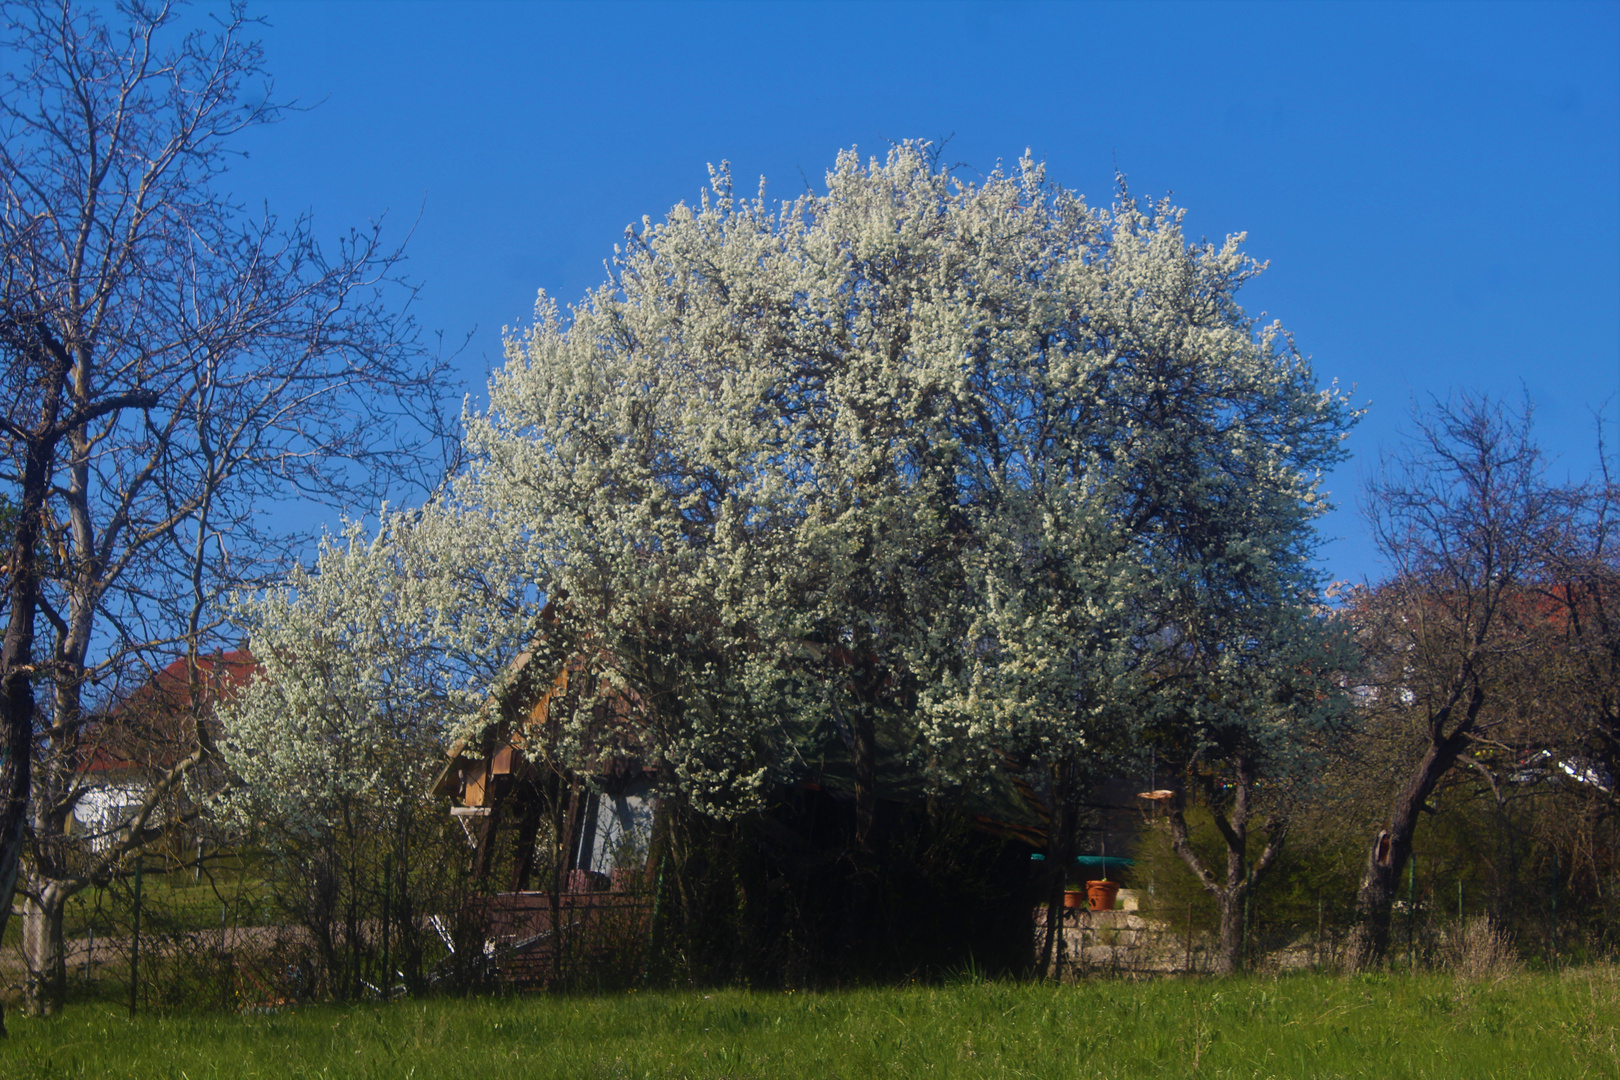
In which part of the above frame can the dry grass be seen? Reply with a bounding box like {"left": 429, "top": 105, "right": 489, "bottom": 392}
{"left": 1441, "top": 915, "right": 1521, "bottom": 981}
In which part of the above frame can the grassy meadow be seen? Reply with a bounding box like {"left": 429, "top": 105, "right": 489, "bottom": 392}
{"left": 3, "top": 967, "right": 1617, "bottom": 1079}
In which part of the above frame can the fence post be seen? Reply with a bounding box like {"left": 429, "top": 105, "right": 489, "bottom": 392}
{"left": 220, "top": 901, "right": 232, "bottom": 1012}
{"left": 1184, "top": 901, "right": 1194, "bottom": 974}
{"left": 1551, "top": 848, "right": 1560, "bottom": 968}
{"left": 381, "top": 852, "right": 392, "bottom": 1002}
{"left": 1315, "top": 896, "right": 1324, "bottom": 968}
{"left": 1406, "top": 853, "right": 1416, "bottom": 969}
{"left": 128, "top": 856, "right": 143, "bottom": 1018}
{"left": 1241, "top": 869, "right": 1252, "bottom": 971}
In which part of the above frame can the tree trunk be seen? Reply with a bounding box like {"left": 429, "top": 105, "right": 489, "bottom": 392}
{"left": 1351, "top": 728, "right": 1469, "bottom": 967}
{"left": 0, "top": 420, "right": 61, "bottom": 1037}
{"left": 850, "top": 701, "right": 879, "bottom": 851}
{"left": 1167, "top": 754, "right": 1283, "bottom": 976}
{"left": 0, "top": 718, "right": 28, "bottom": 1038}
{"left": 0, "top": 811, "right": 22, "bottom": 1035}
{"left": 22, "top": 883, "right": 68, "bottom": 1016}
{"left": 1036, "top": 760, "right": 1078, "bottom": 979}
{"left": 832, "top": 659, "right": 886, "bottom": 854}
{"left": 1216, "top": 882, "right": 1244, "bottom": 975}
{"left": 1170, "top": 803, "right": 1249, "bottom": 976}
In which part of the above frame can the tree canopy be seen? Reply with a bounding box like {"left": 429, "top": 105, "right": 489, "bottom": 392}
{"left": 231, "top": 145, "right": 1355, "bottom": 861}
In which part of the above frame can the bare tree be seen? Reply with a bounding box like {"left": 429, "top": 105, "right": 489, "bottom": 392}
{"left": 1348, "top": 394, "right": 1612, "bottom": 966}
{"left": 0, "top": 0, "right": 454, "bottom": 1025}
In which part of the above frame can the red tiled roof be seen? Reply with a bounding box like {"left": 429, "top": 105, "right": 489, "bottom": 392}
{"left": 76, "top": 650, "right": 260, "bottom": 776}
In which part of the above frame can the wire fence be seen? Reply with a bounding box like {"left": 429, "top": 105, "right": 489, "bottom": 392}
{"left": 1, "top": 855, "right": 666, "bottom": 1015}
{"left": 8, "top": 851, "right": 1617, "bottom": 1012}
{"left": 4, "top": 859, "right": 308, "bottom": 1015}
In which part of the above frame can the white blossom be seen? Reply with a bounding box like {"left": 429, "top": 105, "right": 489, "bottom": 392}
{"left": 227, "top": 144, "right": 1355, "bottom": 820}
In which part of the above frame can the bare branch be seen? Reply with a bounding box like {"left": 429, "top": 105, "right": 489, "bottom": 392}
{"left": 0, "top": 0, "right": 457, "bottom": 1016}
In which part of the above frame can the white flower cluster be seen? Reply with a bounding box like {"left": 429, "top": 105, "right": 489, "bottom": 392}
{"left": 219, "top": 507, "right": 537, "bottom": 830}
{"left": 225, "top": 144, "right": 1356, "bottom": 821}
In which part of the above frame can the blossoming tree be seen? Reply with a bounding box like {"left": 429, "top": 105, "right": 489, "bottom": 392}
{"left": 230, "top": 144, "right": 1355, "bottom": 977}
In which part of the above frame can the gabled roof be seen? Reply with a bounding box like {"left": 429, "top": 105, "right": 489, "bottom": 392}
{"left": 430, "top": 645, "right": 653, "bottom": 804}
{"left": 77, "top": 650, "right": 259, "bottom": 777}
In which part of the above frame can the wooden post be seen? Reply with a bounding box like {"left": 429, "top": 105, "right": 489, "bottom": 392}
{"left": 471, "top": 799, "right": 505, "bottom": 883}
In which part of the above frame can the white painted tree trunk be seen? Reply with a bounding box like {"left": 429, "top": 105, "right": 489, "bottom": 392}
{"left": 22, "top": 882, "right": 68, "bottom": 1017}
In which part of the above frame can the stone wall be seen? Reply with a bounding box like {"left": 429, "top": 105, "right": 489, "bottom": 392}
{"left": 1033, "top": 905, "right": 1325, "bottom": 979}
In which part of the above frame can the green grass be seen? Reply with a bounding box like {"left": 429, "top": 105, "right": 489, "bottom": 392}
{"left": 4, "top": 968, "right": 1617, "bottom": 1079}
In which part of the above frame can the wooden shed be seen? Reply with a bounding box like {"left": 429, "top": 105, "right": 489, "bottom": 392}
{"left": 430, "top": 649, "right": 658, "bottom": 984}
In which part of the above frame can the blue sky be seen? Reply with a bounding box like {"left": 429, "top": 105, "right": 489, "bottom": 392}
{"left": 228, "top": 0, "right": 1620, "bottom": 585}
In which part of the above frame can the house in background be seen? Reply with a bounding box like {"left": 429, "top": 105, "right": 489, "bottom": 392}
{"left": 71, "top": 650, "right": 257, "bottom": 852}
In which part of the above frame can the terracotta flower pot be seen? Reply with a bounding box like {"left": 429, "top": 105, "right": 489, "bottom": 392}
{"left": 1063, "top": 889, "right": 1086, "bottom": 909}
{"left": 1086, "top": 879, "right": 1121, "bottom": 911}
